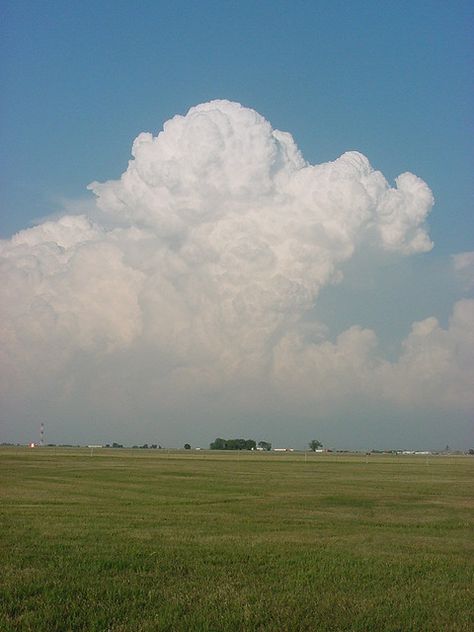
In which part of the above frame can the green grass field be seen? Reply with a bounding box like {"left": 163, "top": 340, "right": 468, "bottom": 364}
{"left": 1, "top": 448, "right": 473, "bottom": 631}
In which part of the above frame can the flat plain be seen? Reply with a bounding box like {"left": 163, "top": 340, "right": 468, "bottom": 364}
{"left": 1, "top": 448, "right": 473, "bottom": 631}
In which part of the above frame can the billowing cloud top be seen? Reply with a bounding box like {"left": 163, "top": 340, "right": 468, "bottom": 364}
{"left": 89, "top": 100, "right": 433, "bottom": 253}
{"left": 1, "top": 101, "right": 472, "bottom": 443}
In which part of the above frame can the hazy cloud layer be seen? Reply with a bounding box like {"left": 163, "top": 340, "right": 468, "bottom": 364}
{"left": 1, "top": 101, "right": 471, "bottom": 446}
{"left": 453, "top": 251, "right": 474, "bottom": 291}
{"left": 274, "top": 298, "right": 474, "bottom": 411}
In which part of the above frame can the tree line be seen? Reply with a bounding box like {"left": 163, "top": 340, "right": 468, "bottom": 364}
{"left": 209, "top": 438, "right": 323, "bottom": 451}
{"left": 210, "top": 438, "right": 272, "bottom": 451}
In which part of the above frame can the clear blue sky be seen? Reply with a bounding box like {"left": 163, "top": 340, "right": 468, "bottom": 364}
{"left": 1, "top": 0, "right": 472, "bottom": 253}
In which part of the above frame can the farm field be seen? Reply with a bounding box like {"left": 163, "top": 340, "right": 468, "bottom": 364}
{"left": 1, "top": 448, "right": 473, "bottom": 631}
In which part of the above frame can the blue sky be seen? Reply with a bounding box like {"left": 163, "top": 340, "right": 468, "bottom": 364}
{"left": 1, "top": 1, "right": 473, "bottom": 449}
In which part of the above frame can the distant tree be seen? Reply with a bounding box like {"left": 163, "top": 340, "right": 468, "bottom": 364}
{"left": 309, "top": 439, "right": 323, "bottom": 452}
{"left": 112, "top": 442, "right": 123, "bottom": 449}
{"left": 184, "top": 443, "right": 191, "bottom": 450}
{"left": 258, "top": 441, "right": 272, "bottom": 451}
{"left": 210, "top": 438, "right": 226, "bottom": 450}
{"left": 468, "top": 449, "right": 474, "bottom": 455}
{"left": 210, "top": 438, "right": 256, "bottom": 450}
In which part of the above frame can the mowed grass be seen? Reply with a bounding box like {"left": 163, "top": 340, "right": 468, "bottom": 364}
{"left": 0, "top": 449, "right": 473, "bottom": 631}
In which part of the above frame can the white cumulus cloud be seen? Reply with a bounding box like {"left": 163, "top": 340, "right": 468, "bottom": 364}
{"left": 3, "top": 99, "right": 470, "bottom": 446}
{"left": 272, "top": 299, "right": 474, "bottom": 412}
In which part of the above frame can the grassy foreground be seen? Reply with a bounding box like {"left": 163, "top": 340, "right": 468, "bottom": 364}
{"left": 1, "top": 448, "right": 473, "bottom": 631}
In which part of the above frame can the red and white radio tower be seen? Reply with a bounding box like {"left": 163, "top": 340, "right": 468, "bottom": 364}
{"left": 40, "top": 423, "right": 44, "bottom": 447}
